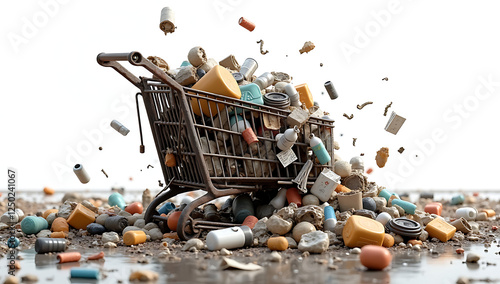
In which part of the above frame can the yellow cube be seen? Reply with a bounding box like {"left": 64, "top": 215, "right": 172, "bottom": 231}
{"left": 425, "top": 218, "right": 456, "bottom": 242}
{"left": 295, "top": 83, "right": 314, "bottom": 109}
{"left": 67, "top": 204, "right": 96, "bottom": 230}
{"left": 342, "top": 215, "right": 385, "bottom": 248}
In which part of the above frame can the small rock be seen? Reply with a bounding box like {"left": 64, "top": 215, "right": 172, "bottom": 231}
{"left": 118, "top": 210, "right": 132, "bottom": 217}
{"left": 285, "top": 237, "right": 297, "bottom": 249}
{"left": 129, "top": 270, "right": 159, "bottom": 282}
{"left": 58, "top": 200, "right": 77, "bottom": 219}
{"left": 0, "top": 223, "right": 9, "bottom": 230}
{"left": 392, "top": 204, "right": 405, "bottom": 217}
{"left": 419, "top": 231, "right": 429, "bottom": 242}
{"left": 293, "top": 222, "right": 316, "bottom": 243}
{"left": 143, "top": 222, "right": 158, "bottom": 231}
{"left": 82, "top": 200, "right": 98, "bottom": 213}
{"left": 456, "top": 248, "right": 465, "bottom": 254}
{"left": 134, "top": 219, "right": 146, "bottom": 228}
{"left": 36, "top": 230, "right": 51, "bottom": 238}
{"left": 181, "top": 238, "right": 205, "bottom": 251}
{"left": 466, "top": 253, "right": 480, "bottom": 263}
{"left": 104, "top": 242, "right": 117, "bottom": 248}
{"left": 467, "top": 236, "right": 480, "bottom": 241}
{"left": 412, "top": 245, "right": 421, "bottom": 251}
{"left": 158, "top": 250, "right": 170, "bottom": 258}
{"left": 298, "top": 231, "right": 329, "bottom": 253}
{"left": 127, "top": 214, "right": 143, "bottom": 226}
{"left": 328, "top": 265, "right": 338, "bottom": 270}
{"left": 267, "top": 215, "right": 293, "bottom": 235}
{"left": 301, "top": 251, "right": 310, "bottom": 258}
{"left": 220, "top": 248, "right": 232, "bottom": 256}
{"left": 46, "top": 213, "right": 57, "bottom": 226}
{"left": 122, "top": 226, "right": 145, "bottom": 235}
{"left": 302, "top": 195, "right": 320, "bottom": 206}
{"left": 372, "top": 197, "right": 387, "bottom": 212}
{"left": 269, "top": 251, "right": 282, "bottom": 262}
{"left": 456, "top": 277, "right": 470, "bottom": 284}
{"left": 393, "top": 234, "right": 404, "bottom": 244}
{"left": 350, "top": 248, "right": 361, "bottom": 254}
{"left": 275, "top": 205, "right": 296, "bottom": 221}
{"left": 3, "top": 276, "right": 19, "bottom": 284}
{"left": 21, "top": 274, "right": 38, "bottom": 282}
{"left": 147, "top": 228, "right": 163, "bottom": 241}
{"left": 381, "top": 207, "right": 400, "bottom": 219}
{"left": 102, "top": 232, "right": 120, "bottom": 243}
{"left": 95, "top": 214, "right": 109, "bottom": 226}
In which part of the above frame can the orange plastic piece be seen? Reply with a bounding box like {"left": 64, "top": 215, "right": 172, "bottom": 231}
{"left": 43, "top": 187, "right": 55, "bottom": 195}
{"left": 366, "top": 168, "right": 373, "bottom": 174}
{"left": 51, "top": 217, "right": 69, "bottom": 233}
{"left": 57, "top": 252, "right": 81, "bottom": 263}
{"left": 67, "top": 203, "right": 96, "bottom": 230}
{"left": 162, "top": 232, "right": 179, "bottom": 240}
{"left": 50, "top": 231, "right": 67, "bottom": 238}
{"left": 480, "top": 209, "right": 495, "bottom": 217}
{"left": 425, "top": 218, "right": 456, "bottom": 242}
{"left": 286, "top": 188, "right": 302, "bottom": 207}
{"left": 190, "top": 65, "right": 242, "bottom": 117}
{"left": 360, "top": 245, "right": 392, "bottom": 270}
{"left": 382, "top": 234, "right": 394, "bottom": 247}
{"left": 267, "top": 236, "right": 288, "bottom": 251}
{"left": 294, "top": 83, "right": 314, "bottom": 109}
{"left": 88, "top": 251, "right": 105, "bottom": 260}
{"left": 238, "top": 17, "right": 255, "bottom": 32}
{"left": 167, "top": 211, "right": 182, "bottom": 232}
{"left": 408, "top": 239, "right": 423, "bottom": 246}
{"left": 125, "top": 202, "right": 144, "bottom": 215}
{"left": 424, "top": 202, "right": 442, "bottom": 216}
{"left": 43, "top": 209, "right": 59, "bottom": 219}
{"left": 123, "top": 230, "right": 147, "bottom": 246}
{"left": 241, "top": 215, "right": 258, "bottom": 229}
{"left": 335, "top": 184, "right": 351, "bottom": 193}
{"left": 342, "top": 215, "right": 385, "bottom": 248}
{"left": 165, "top": 152, "right": 176, "bottom": 167}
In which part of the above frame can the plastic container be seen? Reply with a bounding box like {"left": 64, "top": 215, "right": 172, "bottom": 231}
{"left": 338, "top": 191, "right": 363, "bottom": 212}
{"left": 284, "top": 83, "right": 301, "bottom": 107}
{"left": 324, "top": 81, "right": 339, "bottom": 100}
{"left": 269, "top": 188, "right": 288, "bottom": 209}
{"left": 191, "top": 65, "right": 242, "bottom": 117}
{"left": 21, "top": 216, "right": 48, "bottom": 235}
{"left": 450, "top": 217, "right": 472, "bottom": 234}
{"left": 230, "top": 115, "right": 250, "bottom": 133}
{"left": 286, "top": 188, "right": 302, "bottom": 207}
{"left": 73, "top": 164, "right": 90, "bottom": 184}
{"left": 425, "top": 218, "right": 456, "bottom": 242}
{"left": 108, "top": 192, "right": 126, "bottom": 209}
{"left": 110, "top": 120, "right": 130, "bottom": 136}
{"left": 424, "top": 202, "right": 443, "bottom": 216}
{"left": 35, "top": 238, "right": 66, "bottom": 254}
{"left": 310, "top": 134, "right": 331, "bottom": 165}
{"left": 57, "top": 252, "right": 81, "bottom": 263}
{"left": 104, "top": 216, "right": 128, "bottom": 233}
{"left": 242, "top": 127, "right": 259, "bottom": 145}
{"left": 237, "top": 83, "right": 264, "bottom": 114}
{"left": 391, "top": 199, "right": 416, "bottom": 215}
{"left": 232, "top": 194, "right": 255, "bottom": 224}
{"left": 342, "top": 215, "right": 385, "bottom": 248}
{"left": 239, "top": 58, "right": 258, "bottom": 80}
{"left": 159, "top": 7, "right": 175, "bottom": 35}
{"left": 206, "top": 226, "right": 253, "bottom": 251}
{"left": 480, "top": 209, "right": 496, "bottom": 217}
{"left": 456, "top": 207, "right": 477, "bottom": 221}
{"left": 253, "top": 72, "right": 274, "bottom": 90}
{"left": 295, "top": 83, "right": 314, "bottom": 109}
{"left": 123, "top": 230, "right": 147, "bottom": 246}
{"left": 158, "top": 202, "right": 175, "bottom": 215}
{"left": 276, "top": 126, "right": 300, "bottom": 151}
{"left": 267, "top": 236, "right": 288, "bottom": 251}
{"left": 350, "top": 156, "right": 364, "bottom": 172}
{"left": 67, "top": 203, "right": 96, "bottom": 230}
{"left": 323, "top": 206, "right": 337, "bottom": 232}
{"left": 70, "top": 268, "right": 100, "bottom": 279}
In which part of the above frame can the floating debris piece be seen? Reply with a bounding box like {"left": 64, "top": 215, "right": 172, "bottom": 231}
{"left": 158, "top": 180, "right": 164, "bottom": 187}
{"left": 147, "top": 164, "right": 154, "bottom": 169}
{"left": 398, "top": 147, "right": 405, "bottom": 154}
{"left": 343, "top": 113, "right": 353, "bottom": 120}
{"left": 299, "top": 41, "right": 315, "bottom": 54}
{"left": 238, "top": 17, "right": 255, "bottom": 32}
{"left": 101, "top": 169, "right": 108, "bottom": 178}
{"left": 159, "top": 7, "right": 176, "bottom": 35}
{"left": 320, "top": 63, "right": 323, "bottom": 67}
{"left": 385, "top": 111, "right": 406, "bottom": 135}
{"left": 383, "top": 102, "right": 393, "bottom": 116}
{"left": 375, "top": 147, "right": 389, "bottom": 168}
{"left": 352, "top": 138, "right": 357, "bottom": 147}
{"left": 382, "top": 77, "right": 388, "bottom": 81}
{"left": 257, "top": 40, "right": 269, "bottom": 55}
{"left": 357, "top": 101, "right": 373, "bottom": 110}
{"left": 98, "top": 146, "right": 103, "bottom": 151}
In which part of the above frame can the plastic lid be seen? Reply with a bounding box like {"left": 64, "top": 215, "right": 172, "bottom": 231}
{"left": 385, "top": 218, "right": 422, "bottom": 238}
{"left": 233, "top": 72, "right": 244, "bottom": 83}
{"left": 240, "top": 225, "right": 254, "bottom": 247}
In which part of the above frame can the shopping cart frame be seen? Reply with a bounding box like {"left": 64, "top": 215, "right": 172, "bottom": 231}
{"left": 97, "top": 51, "right": 334, "bottom": 240}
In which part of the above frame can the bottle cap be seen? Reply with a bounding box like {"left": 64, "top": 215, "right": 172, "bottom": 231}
{"left": 232, "top": 72, "right": 244, "bottom": 83}
{"left": 385, "top": 218, "right": 422, "bottom": 239}
{"left": 240, "top": 225, "right": 254, "bottom": 247}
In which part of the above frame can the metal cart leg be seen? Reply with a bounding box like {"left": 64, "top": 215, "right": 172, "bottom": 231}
{"left": 143, "top": 184, "right": 192, "bottom": 224}
{"left": 176, "top": 193, "right": 215, "bottom": 240}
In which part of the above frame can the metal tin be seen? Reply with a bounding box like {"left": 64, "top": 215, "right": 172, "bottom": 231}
{"left": 35, "top": 238, "right": 66, "bottom": 254}
{"left": 240, "top": 58, "right": 258, "bottom": 80}
{"left": 159, "top": 7, "right": 175, "bottom": 35}
{"left": 324, "top": 81, "right": 339, "bottom": 100}
{"left": 263, "top": 92, "right": 290, "bottom": 109}
{"left": 253, "top": 72, "right": 275, "bottom": 90}
{"left": 73, "top": 164, "right": 90, "bottom": 184}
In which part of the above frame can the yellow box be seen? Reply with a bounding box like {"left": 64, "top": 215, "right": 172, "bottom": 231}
{"left": 190, "top": 65, "right": 241, "bottom": 117}
{"left": 425, "top": 218, "right": 456, "bottom": 242}
{"left": 295, "top": 83, "right": 314, "bottom": 109}
{"left": 342, "top": 215, "right": 385, "bottom": 248}
{"left": 67, "top": 203, "right": 96, "bottom": 230}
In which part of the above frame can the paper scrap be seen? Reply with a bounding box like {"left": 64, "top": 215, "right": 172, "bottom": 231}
{"left": 220, "top": 257, "right": 263, "bottom": 271}
{"left": 385, "top": 111, "right": 406, "bottom": 134}
{"left": 277, "top": 149, "right": 297, "bottom": 168}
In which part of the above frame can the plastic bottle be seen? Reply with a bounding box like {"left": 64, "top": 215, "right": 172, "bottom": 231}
{"left": 269, "top": 188, "right": 288, "bottom": 209}
{"left": 230, "top": 115, "right": 250, "bottom": 133}
{"left": 276, "top": 126, "right": 300, "bottom": 151}
{"left": 110, "top": 120, "right": 130, "bottom": 136}
{"left": 232, "top": 194, "right": 255, "bottom": 224}
{"left": 286, "top": 188, "right": 302, "bottom": 207}
{"left": 323, "top": 206, "right": 337, "bottom": 232}
{"left": 158, "top": 202, "right": 175, "bottom": 215}
{"left": 206, "top": 226, "right": 253, "bottom": 251}
{"left": 309, "top": 134, "right": 331, "bottom": 165}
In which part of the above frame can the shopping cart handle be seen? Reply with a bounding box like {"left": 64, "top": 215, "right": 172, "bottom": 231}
{"left": 96, "top": 52, "right": 142, "bottom": 65}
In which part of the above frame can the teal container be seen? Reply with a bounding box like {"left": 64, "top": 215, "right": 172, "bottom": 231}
{"left": 20, "top": 216, "right": 48, "bottom": 235}
{"left": 311, "top": 143, "right": 330, "bottom": 165}
{"left": 70, "top": 268, "right": 100, "bottom": 279}
{"left": 108, "top": 192, "right": 126, "bottom": 209}
{"left": 391, "top": 199, "right": 416, "bottom": 215}
{"left": 451, "top": 194, "right": 465, "bottom": 205}
{"left": 234, "top": 83, "right": 264, "bottom": 114}
{"left": 378, "top": 189, "right": 400, "bottom": 202}
{"left": 180, "top": 60, "right": 191, "bottom": 67}
{"left": 7, "top": 237, "right": 20, "bottom": 248}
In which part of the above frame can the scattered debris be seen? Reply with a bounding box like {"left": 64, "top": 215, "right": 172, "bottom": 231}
{"left": 99, "top": 147, "right": 103, "bottom": 151}
{"left": 375, "top": 147, "right": 389, "bottom": 168}
{"left": 256, "top": 40, "right": 269, "bottom": 55}
{"left": 238, "top": 17, "right": 255, "bottom": 32}
{"left": 220, "top": 257, "right": 263, "bottom": 271}
{"left": 129, "top": 270, "right": 159, "bottom": 282}
{"left": 147, "top": 164, "right": 154, "bottom": 169}
{"left": 299, "top": 41, "right": 315, "bottom": 54}
{"left": 158, "top": 180, "right": 163, "bottom": 187}
{"left": 466, "top": 252, "right": 480, "bottom": 263}
{"left": 101, "top": 169, "right": 108, "bottom": 178}
{"left": 382, "top": 77, "right": 388, "bottom": 81}
{"left": 383, "top": 102, "right": 393, "bottom": 116}
{"left": 398, "top": 147, "right": 405, "bottom": 154}
{"left": 343, "top": 113, "right": 353, "bottom": 120}
{"left": 385, "top": 111, "right": 406, "bottom": 135}
{"left": 320, "top": 63, "right": 323, "bottom": 67}
{"left": 356, "top": 101, "right": 373, "bottom": 110}
{"left": 352, "top": 138, "right": 357, "bottom": 147}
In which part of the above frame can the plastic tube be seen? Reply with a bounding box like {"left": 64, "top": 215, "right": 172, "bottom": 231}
{"left": 238, "top": 17, "right": 256, "bottom": 32}
{"left": 158, "top": 202, "right": 176, "bottom": 215}
{"left": 269, "top": 188, "right": 288, "bottom": 209}
{"left": 323, "top": 206, "right": 337, "bottom": 232}
{"left": 110, "top": 120, "right": 130, "bottom": 136}
{"left": 70, "top": 268, "right": 100, "bottom": 279}
{"left": 123, "top": 230, "right": 147, "bottom": 246}
{"left": 73, "top": 164, "right": 90, "bottom": 184}
{"left": 57, "top": 252, "right": 81, "bottom": 263}
{"left": 324, "top": 81, "right": 339, "bottom": 100}
{"left": 232, "top": 194, "right": 255, "bottom": 224}
{"left": 21, "top": 216, "right": 48, "bottom": 235}
{"left": 206, "top": 226, "right": 253, "bottom": 251}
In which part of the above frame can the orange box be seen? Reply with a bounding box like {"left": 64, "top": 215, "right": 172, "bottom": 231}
{"left": 425, "top": 218, "right": 456, "bottom": 242}
{"left": 424, "top": 202, "right": 442, "bottom": 216}
{"left": 342, "top": 215, "right": 385, "bottom": 248}
{"left": 480, "top": 209, "right": 496, "bottom": 217}
{"left": 295, "top": 83, "right": 314, "bottom": 109}
{"left": 67, "top": 204, "right": 96, "bottom": 230}
{"left": 43, "top": 209, "right": 59, "bottom": 219}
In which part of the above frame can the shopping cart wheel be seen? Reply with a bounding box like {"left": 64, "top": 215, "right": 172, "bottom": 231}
{"left": 177, "top": 193, "right": 215, "bottom": 240}
{"left": 143, "top": 185, "right": 191, "bottom": 225}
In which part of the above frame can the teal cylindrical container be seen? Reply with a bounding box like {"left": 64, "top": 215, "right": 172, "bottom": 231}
{"left": 451, "top": 194, "right": 465, "bottom": 205}
{"left": 324, "top": 206, "right": 337, "bottom": 232}
{"left": 310, "top": 134, "right": 331, "bottom": 165}
{"left": 7, "top": 237, "right": 20, "bottom": 248}
{"left": 20, "top": 216, "right": 48, "bottom": 235}
{"left": 378, "top": 189, "right": 400, "bottom": 202}
{"left": 232, "top": 194, "right": 255, "bottom": 224}
{"left": 158, "top": 202, "right": 176, "bottom": 215}
{"left": 70, "top": 268, "right": 100, "bottom": 279}
{"left": 391, "top": 199, "right": 416, "bottom": 215}
{"left": 108, "top": 192, "right": 126, "bottom": 209}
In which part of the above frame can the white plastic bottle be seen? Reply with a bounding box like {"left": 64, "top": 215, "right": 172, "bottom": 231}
{"left": 206, "top": 226, "right": 253, "bottom": 251}
{"left": 110, "top": 120, "right": 130, "bottom": 136}
{"left": 310, "top": 134, "right": 331, "bottom": 165}
{"left": 276, "top": 126, "right": 300, "bottom": 151}
{"left": 269, "top": 188, "right": 288, "bottom": 209}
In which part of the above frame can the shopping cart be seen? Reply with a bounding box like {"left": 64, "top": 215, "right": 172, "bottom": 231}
{"left": 97, "top": 51, "right": 335, "bottom": 240}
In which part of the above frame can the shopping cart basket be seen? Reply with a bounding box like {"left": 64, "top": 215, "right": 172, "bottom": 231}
{"left": 97, "top": 51, "right": 335, "bottom": 240}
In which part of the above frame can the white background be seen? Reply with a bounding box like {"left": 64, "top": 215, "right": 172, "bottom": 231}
{"left": 1, "top": 0, "right": 499, "bottom": 192}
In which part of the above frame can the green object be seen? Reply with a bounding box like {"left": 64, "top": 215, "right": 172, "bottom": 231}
{"left": 108, "top": 192, "right": 126, "bottom": 209}
{"left": 234, "top": 83, "right": 264, "bottom": 114}
{"left": 378, "top": 189, "right": 400, "bottom": 202}
{"left": 20, "top": 216, "right": 48, "bottom": 235}
{"left": 71, "top": 268, "right": 100, "bottom": 279}
{"left": 451, "top": 194, "right": 465, "bottom": 205}
{"left": 180, "top": 61, "right": 191, "bottom": 67}
{"left": 391, "top": 199, "right": 417, "bottom": 215}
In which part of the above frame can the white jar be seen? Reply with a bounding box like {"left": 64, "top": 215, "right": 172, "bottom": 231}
{"left": 456, "top": 207, "right": 477, "bottom": 221}
{"left": 206, "top": 226, "right": 253, "bottom": 251}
